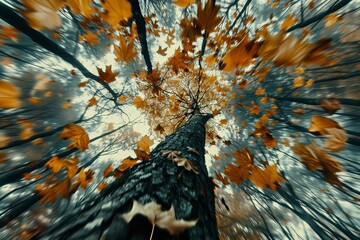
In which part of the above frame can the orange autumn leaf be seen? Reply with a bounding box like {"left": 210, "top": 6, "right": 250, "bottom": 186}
{"left": 97, "top": 65, "right": 119, "bottom": 84}
{"left": 280, "top": 14, "right": 297, "bottom": 31}
{"left": 156, "top": 46, "right": 167, "bottom": 56}
{"left": 224, "top": 164, "right": 250, "bottom": 185}
{"left": 1, "top": 26, "right": 18, "bottom": 41}
{"left": 234, "top": 148, "right": 254, "bottom": 167}
{"left": 249, "top": 165, "right": 284, "bottom": 190}
{"left": 293, "top": 76, "right": 305, "bottom": 88}
{"left": 59, "top": 124, "right": 90, "bottom": 151}
{"left": 114, "top": 35, "right": 137, "bottom": 62}
{"left": 88, "top": 97, "right": 97, "bottom": 107}
{"left": 45, "top": 156, "right": 63, "bottom": 174}
{"left": 117, "top": 157, "right": 139, "bottom": 171}
{"left": 0, "top": 133, "right": 10, "bottom": 148}
{"left": 255, "top": 88, "right": 265, "bottom": 96}
{"left": 0, "top": 81, "right": 22, "bottom": 109}
{"left": 293, "top": 142, "right": 343, "bottom": 186}
{"left": 97, "top": 181, "right": 108, "bottom": 191}
{"left": 215, "top": 172, "right": 229, "bottom": 185}
{"left": 118, "top": 95, "right": 127, "bottom": 103}
{"left": 101, "top": 0, "right": 132, "bottom": 26}
{"left": 222, "top": 37, "right": 259, "bottom": 72}
{"left": 103, "top": 163, "right": 113, "bottom": 178}
{"left": 79, "top": 32, "right": 100, "bottom": 45}
{"left": 133, "top": 96, "right": 148, "bottom": 109}
{"left": 308, "top": 116, "right": 342, "bottom": 135}
{"left": 23, "top": 0, "right": 64, "bottom": 30}
{"left": 324, "top": 13, "right": 341, "bottom": 28}
{"left": 204, "top": 54, "right": 217, "bottom": 67}
{"left": 174, "top": 0, "right": 196, "bottom": 8}
{"left": 62, "top": 156, "right": 79, "bottom": 179}
{"left": 78, "top": 81, "right": 88, "bottom": 87}
{"left": 197, "top": 0, "right": 222, "bottom": 33}
{"left": 66, "top": 0, "right": 95, "bottom": 18}
{"left": 137, "top": 135, "right": 154, "bottom": 153}
{"left": 321, "top": 99, "right": 341, "bottom": 114}
{"left": 324, "top": 128, "right": 347, "bottom": 152}
{"left": 134, "top": 148, "right": 151, "bottom": 160}
{"left": 77, "top": 168, "right": 95, "bottom": 189}
{"left": 168, "top": 48, "right": 190, "bottom": 73}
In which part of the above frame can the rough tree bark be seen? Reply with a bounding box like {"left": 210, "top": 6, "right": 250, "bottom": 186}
{"left": 37, "top": 114, "right": 218, "bottom": 240}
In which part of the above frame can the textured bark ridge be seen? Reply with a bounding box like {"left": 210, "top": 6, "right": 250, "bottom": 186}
{"left": 39, "top": 114, "right": 218, "bottom": 240}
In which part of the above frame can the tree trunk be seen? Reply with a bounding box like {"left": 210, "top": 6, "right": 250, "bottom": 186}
{"left": 38, "top": 114, "right": 218, "bottom": 240}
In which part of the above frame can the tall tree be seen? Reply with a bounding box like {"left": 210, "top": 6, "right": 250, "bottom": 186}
{"left": 0, "top": 0, "right": 359, "bottom": 239}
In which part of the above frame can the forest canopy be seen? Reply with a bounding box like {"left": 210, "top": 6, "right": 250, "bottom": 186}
{"left": 0, "top": 0, "right": 359, "bottom": 239}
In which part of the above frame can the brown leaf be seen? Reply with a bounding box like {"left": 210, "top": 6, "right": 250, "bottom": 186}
{"left": 324, "top": 128, "right": 347, "bottom": 152}
{"left": 308, "top": 116, "right": 342, "bottom": 135}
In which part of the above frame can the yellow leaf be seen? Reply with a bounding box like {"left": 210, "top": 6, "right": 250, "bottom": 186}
{"left": 59, "top": 124, "right": 90, "bottom": 151}
{"left": 137, "top": 135, "right": 154, "bottom": 152}
{"left": 0, "top": 81, "right": 22, "bottom": 109}
{"left": 101, "top": 0, "right": 132, "bottom": 26}
{"left": 117, "top": 157, "right": 139, "bottom": 171}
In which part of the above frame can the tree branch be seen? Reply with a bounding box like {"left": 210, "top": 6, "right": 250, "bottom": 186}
{"left": 0, "top": 2, "right": 119, "bottom": 103}
{"left": 287, "top": 0, "right": 353, "bottom": 32}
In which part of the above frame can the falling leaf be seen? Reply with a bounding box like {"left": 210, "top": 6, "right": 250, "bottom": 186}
{"left": 154, "top": 124, "right": 165, "bottom": 134}
{"left": 88, "top": 97, "right": 97, "bottom": 107}
{"left": 77, "top": 168, "right": 94, "bottom": 189}
{"left": 134, "top": 148, "right": 151, "bottom": 160}
{"left": 293, "top": 142, "right": 343, "bottom": 186}
{"left": 133, "top": 96, "right": 148, "bottom": 109}
{"left": 173, "top": 0, "right": 196, "bottom": 8}
{"left": 224, "top": 164, "right": 250, "bottom": 185}
{"left": 308, "top": 116, "right": 342, "bottom": 135}
{"left": 97, "top": 181, "right": 108, "bottom": 191}
{"left": 78, "top": 81, "right": 88, "bottom": 87}
{"left": 97, "top": 65, "right": 119, "bottom": 84}
{"left": 101, "top": 0, "right": 132, "bottom": 26}
{"left": 23, "top": 0, "right": 64, "bottom": 30}
{"left": 324, "top": 128, "right": 347, "bottom": 152}
{"left": 59, "top": 124, "right": 90, "bottom": 151}
{"left": 103, "top": 164, "right": 113, "bottom": 178}
{"left": 292, "top": 108, "right": 304, "bottom": 115}
{"left": 197, "top": 0, "right": 222, "bottom": 33}
{"left": 118, "top": 95, "right": 127, "bottom": 103}
{"left": 172, "top": 157, "right": 199, "bottom": 173}
{"left": 293, "top": 76, "right": 305, "bottom": 88}
{"left": 122, "top": 201, "right": 197, "bottom": 235}
{"left": 0, "top": 81, "right": 22, "bottom": 109}
{"left": 66, "top": 0, "right": 95, "bottom": 18}
{"left": 79, "top": 32, "right": 100, "bottom": 45}
{"left": 168, "top": 48, "right": 190, "bottom": 73}
{"left": 249, "top": 165, "right": 284, "bottom": 190}
{"left": 156, "top": 46, "right": 167, "bottom": 56}
{"left": 234, "top": 148, "right": 253, "bottom": 167}
{"left": 117, "top": 157, "right": 139, "bottom": 171}
{"left": 324, "top": 13, "right": 341, "bottom": 28}
{"left": 215, "top": 172, "right": 229, "bottom": 185}
{"left": 255, "top": 88, "right": 265, "bottom": 96}
{"left": 45, "top": 156, "right": 63, "bottom": 174}
{"left": 137, "top": 135, "right": 154, "bottom": 152}
{"left": 321, "top": 99, "right": 341, "bottom": 114}
{"left": 114, "top": 35, "right": 137, "bottom": 62}
{"left": 280, "top": 14, "right": 297, "bottom": 31}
